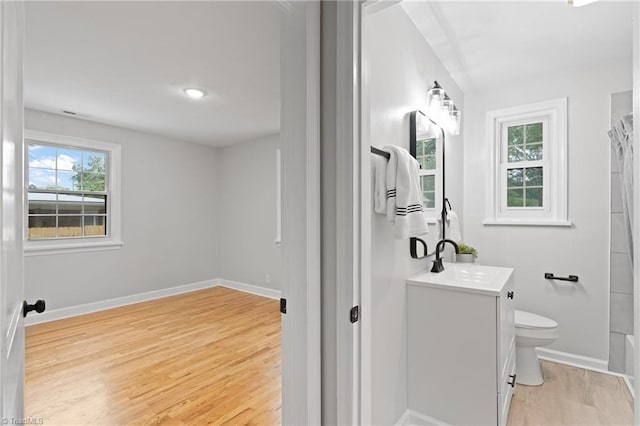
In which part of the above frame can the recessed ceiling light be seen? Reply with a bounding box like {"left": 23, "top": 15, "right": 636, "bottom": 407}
{"left": 183, "top": 88, "right": 207, "bottom": 99}
{"left": 568, "top": 0, "right": 598, "bottom": 6}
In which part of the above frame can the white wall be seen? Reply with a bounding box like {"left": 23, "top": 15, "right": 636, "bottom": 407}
{"left": 364, "top": 5, "right": 464, "bottom": 424}
{"left": 463, "top": 61, "right": 632, "bottom": 363}
{"left": 25, "top": 109, "right": 219, "bottom": 309}
{"left": 216, "top": 134, "right": 281, "bottom": 290}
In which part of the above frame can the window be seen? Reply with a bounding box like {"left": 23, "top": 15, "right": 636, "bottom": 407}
{"left": 24, "top": 130, "right": 122, "bottom": 254}
{"left": 485, "top": 98, "right": 569, "bottom": 226}
{"left": 416, "top": 138, "right": 437, "bottom": 210}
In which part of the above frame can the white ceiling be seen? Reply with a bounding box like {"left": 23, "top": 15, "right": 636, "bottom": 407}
{"left": 25, "top": 1, "right": 280, "bottom": 147}
{"left": 401, "top": 1, "right": 633, "bottom": 92}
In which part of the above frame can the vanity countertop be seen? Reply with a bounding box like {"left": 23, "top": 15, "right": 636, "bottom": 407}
{"left": 407, "top": 262, "right": 514, "bottom": 297}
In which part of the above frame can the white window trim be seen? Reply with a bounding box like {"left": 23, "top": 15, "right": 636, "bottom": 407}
{"left": 23, "top": 129, "right": 123, "bottom": 255}
{"left": 484, "top": 98, "right": 571, "bottom": 226}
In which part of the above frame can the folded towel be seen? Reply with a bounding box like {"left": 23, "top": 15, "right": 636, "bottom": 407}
{"left": 384, "top": 145, "right": 429, "bottom": 239}
{"left": 373, "top": 153, "right": 387, "bottom": 214}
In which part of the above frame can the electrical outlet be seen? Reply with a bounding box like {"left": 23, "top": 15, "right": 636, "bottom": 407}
{"left": 265, "top": 274, "right": 271, "bottom": 284}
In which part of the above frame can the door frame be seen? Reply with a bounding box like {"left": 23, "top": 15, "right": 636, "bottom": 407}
{"left": 633, "top": 2, "right": 639, "bottom": 423}
{"left": 279, "top": 1, "right": 322, "bottom": 425}
{"left": 0, "top": 1, "right": 322, "bottom": 424}
{"left": 328, "top": 1, "right": 402, "bottom": 424}
{"left": 351, "top": 1, "right": 640, "bottom": 425}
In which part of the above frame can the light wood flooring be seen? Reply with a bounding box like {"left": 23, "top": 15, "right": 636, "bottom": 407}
{"left": 508, "top": 360, "right": 634, "bottom": 426}
{"left": 25, "top": 287, "right": 281, "bottom": 425}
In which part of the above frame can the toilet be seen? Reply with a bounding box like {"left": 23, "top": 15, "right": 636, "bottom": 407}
{"left": 515, "top": 310, "right": 559, "bottom": 386}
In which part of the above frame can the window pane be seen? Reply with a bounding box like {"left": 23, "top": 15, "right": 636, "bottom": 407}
{"left": 526, "top": 143, "right": 543, "bottom": 161}
{"left": 28, "top": 145, "right": 57, "bottom": 169}
{"left": 83, "top": 152, "right": 106, "bottom": 173}
{"left": 57, "top": 148, "right": 82, "bottom": 171}
{"left": 526, "top": 188, "right": 543, "bottom": 207}
{"left": 58, "top": 216, "right": 83, "bottom": 237}
{"left": 507, "top": 168, "right": 523, "bottom": 187}
{"left": 525, "top": 167, "right": 543, "bottom": 186}
{"left": 421, "top": 175, "right": 435, "bottom": 192}
{"left": 423, "top": 192, "right": 435, "bottom": 209}
{"left": 421, "top": 155, "right": 436, "bottom": 170}
{"left": 84, "top": 216, "right": 106, "bottom": 236}
{"left": 28, "top": 168, "right": 56, "bottom": 190}
{"left": 57, "top": 193, "right": 83, "bottom": 215}
{"left": 508, "top": 146, "right": 525, "bottom": 162}
{"left": 508, "top": 126, "right": 524, "bottom": 146}
{"left": 28, "top": 192, "right": 56, "bottom": 214}
{"left": 526, "top": 123, "right": 543, "bottom": 143}
{"left": 28, "top": 216, "right": 56, "bottom": 239}
{"left": 84, "top": 195, "right": 107, "bottom": 214}
{"left": 507, "top": 188, "right": 524, "bottom": 207}
{"left": 82, "top": 172, "right": 105, "bottom": 192}
{"left": 421, "top": 139, "right": 436, "bottom": 156}
{"left": 57, "top": 170, "right": 80, "bottom": 191}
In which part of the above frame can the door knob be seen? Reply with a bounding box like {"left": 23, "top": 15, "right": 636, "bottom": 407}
{"left": 23, "top": 300, "right": 46, "bottom": 317}
{"left": 507, "top": 291, "right": 514, "bottom": 299}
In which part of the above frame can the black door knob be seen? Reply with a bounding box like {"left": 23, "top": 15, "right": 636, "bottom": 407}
{"left": 23, "top": 300, "right": 46, "bottom": 317}
{"left": 507, "top": 291, "right": 514, "bottom": 299}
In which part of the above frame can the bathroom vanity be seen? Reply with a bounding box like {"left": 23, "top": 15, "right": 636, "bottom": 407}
{"left": 406, "top": 263, "right": 515, "bottom": 425}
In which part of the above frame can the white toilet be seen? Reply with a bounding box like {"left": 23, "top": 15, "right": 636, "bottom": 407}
{"left": 515, "top": 310, "right": 559, "bottom": 386}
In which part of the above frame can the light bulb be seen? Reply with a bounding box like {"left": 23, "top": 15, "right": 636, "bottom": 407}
{"left": 183, "top": 88, "right": 207, "bottom": 99}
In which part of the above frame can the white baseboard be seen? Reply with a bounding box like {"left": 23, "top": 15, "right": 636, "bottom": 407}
{"left": 216, "top": 278, "right": 281, "bottom": 300}
{"left": 396, "top": 409, "right": 449, "bottom": 426}
{"left": 623, "top": 374, "right": 635, "bottom": 398}
{"left": 26, "top": 278, "right": 281, "bottom": 326}
{"left": 536, "top": 347, "right": 609, "bottom": 374}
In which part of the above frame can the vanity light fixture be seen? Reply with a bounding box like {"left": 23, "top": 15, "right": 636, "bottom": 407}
{"left": 183, "top": 88, "right": 207, "bottom": 99}
{"left": 426, "top": 81, "right": 461, "bottom": 135}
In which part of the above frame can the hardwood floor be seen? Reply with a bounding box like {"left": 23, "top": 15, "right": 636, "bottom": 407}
{"left": 508, "top": 360, "right": 634, "bottom": 426}
{"left": 25, "top": 287, "right": 281, "bottom": 425}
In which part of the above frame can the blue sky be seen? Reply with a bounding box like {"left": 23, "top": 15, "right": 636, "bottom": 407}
{"left": 28, "top": 144, "right": 105, "bottom": 190}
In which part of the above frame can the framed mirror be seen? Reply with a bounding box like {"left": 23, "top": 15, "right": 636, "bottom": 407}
{"left": 409, "top": 110, "right": 439, "bottom": 259}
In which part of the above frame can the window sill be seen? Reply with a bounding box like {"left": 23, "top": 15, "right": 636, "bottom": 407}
{"left": 24, "top": 240, "right": 123, "bottom": 256}
{"left": 482, "top": 219, "right": 573, "bottom": 227}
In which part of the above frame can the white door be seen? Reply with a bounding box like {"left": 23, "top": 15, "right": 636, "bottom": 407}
{"left": 0, "top": 1, "right": 25, "bottom": 421}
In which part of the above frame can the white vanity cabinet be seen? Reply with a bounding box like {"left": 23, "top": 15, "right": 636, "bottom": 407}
{"left": 407, "top": 263, "right": 515, "bottom": 426}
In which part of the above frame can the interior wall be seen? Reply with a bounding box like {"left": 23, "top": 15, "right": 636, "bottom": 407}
{"left": 463, "top": 61, "right": 632, "bottom": 363}
{"left": 215, "top": 134, "right": 281, "bottom": 290}
{"left": 609, "top": 90, "right": 634, "bottom": 373}
{"left": 24, "top": 109, "right": 219, "bottom": 310}
{"left": 364, "top": 5, "right": 464, "bottom": 424}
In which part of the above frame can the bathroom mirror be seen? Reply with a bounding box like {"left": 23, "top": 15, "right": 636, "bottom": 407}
{"left": 409, "top": 110, "right": 439, "bottom": 259}
{"left": 410, "top": 237, "right": 428, "bottom": 259}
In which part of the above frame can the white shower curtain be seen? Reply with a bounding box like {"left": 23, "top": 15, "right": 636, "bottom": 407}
{"left": 609, "top": 114, "right": 634, "bottom": 266}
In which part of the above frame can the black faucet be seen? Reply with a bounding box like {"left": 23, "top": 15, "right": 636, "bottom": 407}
{"left": 431, "top": 239, "right": 460, "bottom": 273}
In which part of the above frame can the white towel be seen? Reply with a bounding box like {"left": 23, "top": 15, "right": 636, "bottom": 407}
{"left": 384, "top": 145, "right": 429, "bottom": 239}
{"left": 373, "top": 153, "right": 387, "bottom": 214}
{"left": 447, "top": 209, "right": 462, "bottom": 243}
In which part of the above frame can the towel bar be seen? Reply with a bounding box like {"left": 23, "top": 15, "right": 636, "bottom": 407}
{"left": 544, "top": 273, "right": 579, "bottom": 282}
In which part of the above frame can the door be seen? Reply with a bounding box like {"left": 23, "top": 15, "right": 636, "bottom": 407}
{"left": 0, "top": 0, "right": 25, "bottom": 421}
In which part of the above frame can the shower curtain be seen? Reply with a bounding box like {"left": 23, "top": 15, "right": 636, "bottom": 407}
{"left": 609, "top": 113, "right": 634, "bottom": 266}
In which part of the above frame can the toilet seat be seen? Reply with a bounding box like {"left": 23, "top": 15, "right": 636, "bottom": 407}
{"left": 515, "top": 310, "right": 558, "bottom": 330}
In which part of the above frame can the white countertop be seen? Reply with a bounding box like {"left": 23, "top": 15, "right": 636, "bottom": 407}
{"left": 406, "top": 262, "right": 513, "bottom": 296}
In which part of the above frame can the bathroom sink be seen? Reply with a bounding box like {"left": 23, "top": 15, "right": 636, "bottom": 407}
{"left": 406, "top": 263, "right": 513, "bottom": 296}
